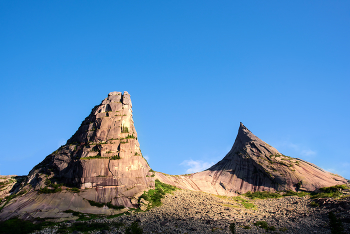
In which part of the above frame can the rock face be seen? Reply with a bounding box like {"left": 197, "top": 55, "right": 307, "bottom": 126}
{"left": 156, "top": 123, "right": 347, "bottom": 195}
{"left": 0, "top": 93, "right": 348, "bottom": 222}
{"left": 0, "top": 91, "right": 154, "bottom": 221}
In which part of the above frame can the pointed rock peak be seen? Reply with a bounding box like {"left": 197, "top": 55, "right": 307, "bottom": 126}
{"left": 236, "top": 122, "right": 260, "bottom": 144}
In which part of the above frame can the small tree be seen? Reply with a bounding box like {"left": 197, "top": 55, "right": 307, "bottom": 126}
{"left": 229, "top": 223, "right": 235, "bottom": 234}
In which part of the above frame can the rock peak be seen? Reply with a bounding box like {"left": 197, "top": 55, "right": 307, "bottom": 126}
{"left": 0, "top": 91, "right": 155, "bottom": 221}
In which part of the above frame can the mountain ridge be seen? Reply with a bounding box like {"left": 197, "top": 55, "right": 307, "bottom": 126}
{"left": 0, "top": 91, "right": 347, "bottom": 222}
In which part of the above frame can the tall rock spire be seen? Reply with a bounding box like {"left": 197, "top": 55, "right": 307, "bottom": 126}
{"left": 0, "top": 91, "right": 154, "bottom": 221}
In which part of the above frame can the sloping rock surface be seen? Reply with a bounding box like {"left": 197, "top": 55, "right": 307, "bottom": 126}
{"left": 0, "top": 91, "right": 154, "bottom": 221}
{"left": 156, "top": 123, "right": 347, "bottom": 195}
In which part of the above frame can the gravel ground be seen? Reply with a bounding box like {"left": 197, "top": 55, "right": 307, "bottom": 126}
{"left": 36, "top": 189, "right": 350, "bottom": 234}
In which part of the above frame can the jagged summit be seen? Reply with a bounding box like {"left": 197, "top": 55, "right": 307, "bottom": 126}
{"left": 156, "top": 123, "right": 347, "bottom": 195}
{"left": 0, "top": 91, "right": 154, "bottom": 221}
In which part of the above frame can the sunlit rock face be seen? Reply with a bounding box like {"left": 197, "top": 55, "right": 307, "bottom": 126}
{"left": 156, "top": 123, "right": 347, "bottom": 195}
{"left": 0, "top": 92, "right": 154, "bottom": 221}
{"left": 33, "top": 91, "right": 154, "bottom": 203}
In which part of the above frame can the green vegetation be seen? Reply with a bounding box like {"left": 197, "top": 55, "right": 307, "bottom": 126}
{"left": 125, "top": 221, "right": 143, "bottom": 234}
{"left": 80, "top": 154, "right": 103, "bottom": 160}
{"left": 309, "top": 201, "right": 320, "bottom": 207}
{"left": 215, "top": 195, "right": 256, "bottom": 209}
{"left": 229, "top": 223, "right": 235, "bottom": 234}
{"left": 87, "top": 199, "right": 125, "bottom": 210}
{"left": 139, "top": 179, "right": 177, "bottom": 210}
{"left": 310, "top": 184, "right": 349, "bottom": 199}
{"left": 126, "top": 134, "right": 136, "bottom": 139}
{"left": 283, "top": 190, "right": 309, "bottom": 197}
{"left": 0, "top": 218, "right": 55, "bottom": 234}
{"left": 121, "top": 125, "right": 129, "bottom": 133}
{"left": 243, "top": 225, "right": 251, "bottom": 229}
{"left": 254, "top": 221, "right": 276, "bottom": 231}
{"left": 329, "top": 212, "right": 345, "bottom": 234}
{"left": 56, "top": 219, "right": 124, "bottom": 233}
{"left": 67, "top": 187, "right": 80, "bottom": 193}
{"left": 39, "top": 180, "right": 62, "bottom": 194}
{"left": 244, "top": 191, "right": 282, "bottom": 199}
{"left": 111, "top": 154, "right": 121, "bottom": 160}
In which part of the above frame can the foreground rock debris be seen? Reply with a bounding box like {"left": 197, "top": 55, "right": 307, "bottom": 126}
{"left": 0, "top": 91, "right": 349, "bottom": 234}
{"left": 34, "top": 189, "right": 350, "bottom": 233}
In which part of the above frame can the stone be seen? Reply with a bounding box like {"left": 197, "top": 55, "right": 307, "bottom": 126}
{"left": 0, "top": 91, "right": 154, "bottom": 221}
{"left": 155, "top": 122, "right": 348, "bottom": 195}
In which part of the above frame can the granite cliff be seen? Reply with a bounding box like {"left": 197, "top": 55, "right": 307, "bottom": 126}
{"left": 0, "top": 91, "right": 154, "bottom": 221}
{"left": 156, "top": 123, "right": 347, "bottom": 195}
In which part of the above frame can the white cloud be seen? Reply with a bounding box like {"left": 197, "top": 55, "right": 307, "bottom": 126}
{"left": 275, "top": 141, "right": 317, "bottom": 158}
{"left": 144, "top": 155, "right": 150, "bottom": 161}
{"left": 300, "top": 149, "right": 316, "bottom": 157}
{"left": 180, "top": 159, "right": 214, "bottom": 174}
{"left": 58, "top": 139, "right": 66, "bottom": 147}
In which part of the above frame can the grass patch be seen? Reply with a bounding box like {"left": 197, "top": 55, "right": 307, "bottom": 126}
{"left": 283, "top": 190, "right": 310, "bottom": 197}
{"left": 87, "top": 199, "right": 125, "bottom": 210}
{"left": 254, "top": 221, "right": 276, "bottom": 231}
{"left": 310, "top": 184, "right": 349, "bottom": 199}
{"left": 138, "top": 179, "right": 177, "bottom": 210}
{"left": 214, "top": 195, "right": 256, "bottom": 209}
{"left": 309, "top": 201, "right": 320, "bottom": 207}
{"left": 244, "top": 191, "right": 282, "bottom": 199}
{"left": 80, "top": 154, "right": 103, "bottom": 160}
{"left": 67, "top": 187, "right": 80, "bottom": 193}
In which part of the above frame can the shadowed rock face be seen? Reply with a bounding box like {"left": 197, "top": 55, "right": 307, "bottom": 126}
{"left": 0, "top": 91, "right": 154, "bottom": 221}
{"left": 156, "top": 123, "right": 347, "bottom": 195}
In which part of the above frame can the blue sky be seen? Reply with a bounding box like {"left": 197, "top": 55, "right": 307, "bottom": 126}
{"left": 1, "top": 1, "right": 349, "bottom": 179}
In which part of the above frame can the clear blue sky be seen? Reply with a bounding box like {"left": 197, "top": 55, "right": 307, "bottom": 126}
{"left": 1, "top": 1, "right": 349, "bottom": 179}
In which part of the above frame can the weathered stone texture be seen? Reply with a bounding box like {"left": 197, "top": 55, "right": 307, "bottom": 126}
{"left": 156, "top": 123, "right": 347, "bottom": 195}
{"left": 0, "top": 91, "right": 153, "bottom": 221}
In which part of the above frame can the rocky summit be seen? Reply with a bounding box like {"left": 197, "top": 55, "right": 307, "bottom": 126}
{"left": 156, "top": 123, "right": 347, "bottom": 196}
{"left": 0, "top": 91, "right": 349, "bottom": 234}
{"left": 0, "top": 91, "right": 154, "bottom": 221}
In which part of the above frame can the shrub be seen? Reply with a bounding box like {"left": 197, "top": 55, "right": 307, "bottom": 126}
{"left": 111, "top": 154, "right": 121, "bottom": 160}
{"left": 125, "top": 221, "right": 143, "bottom": 234}
{"left": 0, "top": 218, "right": 54, "bottom": 234}
{"left": 229, "top": 223, "right": 235, "bottom": 233}
{"left": 121, "top": 126, "right": 129, "bottom": 133}
{"left": 254, "top": 221, "right": 275, "bottom": 231}
{"left": 310, "top": 184, "right": 349, "bottom": 199}
{"left": 39, "top": 180, "right": 63, "bottom": 194}
{"left": 329, "top": 212, "right": 345, "bottom": 234}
